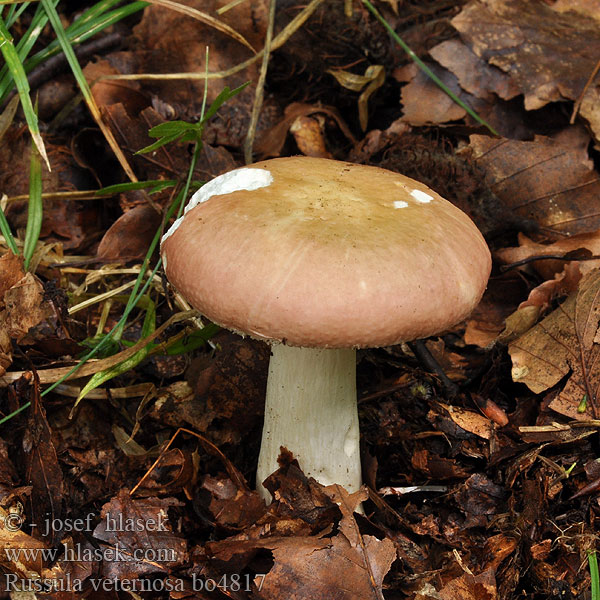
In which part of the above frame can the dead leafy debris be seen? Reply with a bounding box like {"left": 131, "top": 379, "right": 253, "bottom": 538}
{"left": 509, "top": 268, "right": 600, "bottom": 419}
{"left": 451, "top": 0, "right": 600, "bottom": 140}
{"left": 467, "top": 130, "right": 600, "bottom": 236}
{"left": 2, "top": 0, "right": 600, "bottom": 598}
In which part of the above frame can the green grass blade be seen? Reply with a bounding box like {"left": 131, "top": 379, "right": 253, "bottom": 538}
{"left": 98, "top": 180, "right": 177, "bottom": 195}
{"left": 4, "top": 2, "right": 29, "bottom": 28}
{"left": 74, "top": 298, "right": 156, "bottom": 405}
{"left": 361, "top": 0, "right": 499, "bottom": 136}
{"left": 24, "top": 2, "right": 148, "bottom": 76}
{"left": 0, "top": 203, "right": 19, "bottom": 255}
{"left": 40, "top": 0, "right": 96, "bottom": 106}
{"left": 23, "top": 137, "right": 43, "bottom": 271}
{"left": 0, "top": 1, "right": 57, "bottom": 103}
{"left": 590, "top": 551, "right": 600, "bottom": 600}
{"left": 0, "top": 16, "right": 50, "bottom": 169}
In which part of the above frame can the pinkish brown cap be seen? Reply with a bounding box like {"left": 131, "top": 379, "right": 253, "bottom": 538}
{"left": 161, "top": 157, "right": 491, "bottom": 348}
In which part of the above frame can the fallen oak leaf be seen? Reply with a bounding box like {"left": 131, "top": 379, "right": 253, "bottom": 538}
{"left": 468, "top": 132, "right": 600, "bottom": 236}
{"left": 509, "top": 268, "right": 600, "bottom": 419}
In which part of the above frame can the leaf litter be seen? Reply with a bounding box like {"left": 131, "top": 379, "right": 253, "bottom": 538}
{"left": 2, "top": 0, "right": 600, "bottom": 598}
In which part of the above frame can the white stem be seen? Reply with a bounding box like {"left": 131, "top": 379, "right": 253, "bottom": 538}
{"left": 256, "top": 345, "right": 361, "bottom": 501}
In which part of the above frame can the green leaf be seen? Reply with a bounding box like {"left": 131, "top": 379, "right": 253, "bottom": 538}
{"left": 147, "top": 121, "right": 195, "bottom": 138}
{"left": 136, "top": 132, "right": 184, "bottom": 155}
{"left": 161, "top": 323, "right": 220, "bottom": 356}
{"left": 201, "top": 81, "right": 250, "bottom": 123}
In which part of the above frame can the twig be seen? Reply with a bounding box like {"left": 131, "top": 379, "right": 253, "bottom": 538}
{"left": 570, "top": 58, "right": 600, "bottom": 124}
{"left": 244, "top": 0, "right": 276, "bottom": 164}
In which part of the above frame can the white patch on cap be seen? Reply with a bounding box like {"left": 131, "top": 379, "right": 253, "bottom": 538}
{"left": 161, "top": 167, "right": 273, "bottom": 244}
{"left": 410, "top": 189, "right": 433, "bottom": 203}
{"left": 393, "top": 200, "right": 409, "bottom": 209}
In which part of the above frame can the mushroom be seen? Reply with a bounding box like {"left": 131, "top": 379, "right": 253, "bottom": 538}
{"left": 160, "top": 157, "right": 491, "bottom": 501}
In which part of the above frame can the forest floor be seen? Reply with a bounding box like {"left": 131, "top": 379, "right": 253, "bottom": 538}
{"left": 1, "top": 0, "right": 600, "bottom": 598}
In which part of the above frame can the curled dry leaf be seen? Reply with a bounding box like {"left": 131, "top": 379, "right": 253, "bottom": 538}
{"left": 289, "top": 115, "right": 333, "bottom": 158}
{"left": 516, "top": 263, "right": 582, "bottom": 313}
{"left": 496, "top": 230, "right": 600, "bottom": 280}
{"left": 254, "top": 102, "right": 356, "bottom": 158}
{"left": 497, "top": 263, "right": 583, "bottom": 344}
{"left": 437, "top": 403, "right": 494, "bottom": 439}
{"left": 328, "top": 64, "right": 385, "bottom": 131}
{"left": 509, "top": 268, "right": 600, "bottom": 419}
{"left": 83, "top": 59, "right": 147, "bottom": 117}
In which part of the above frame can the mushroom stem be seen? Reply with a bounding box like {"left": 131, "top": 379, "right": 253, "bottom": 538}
{"left": 256, "top": 344, "right": 361, "bottom": 500}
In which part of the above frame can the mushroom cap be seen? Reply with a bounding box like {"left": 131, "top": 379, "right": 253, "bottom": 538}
{"left": 161, "top": 157, "right": 491, "bottom": 348}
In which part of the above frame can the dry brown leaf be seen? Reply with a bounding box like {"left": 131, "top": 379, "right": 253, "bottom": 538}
{"left": 412, "top": 449, "right": 471, "bottom": 479}
{"left": 464, "top": 272, "right": 530, "bottom": 347}
{"left": 258, "top": 491, "right": 395, "bottom": 600}
{"left": 395, "top": 61, "right": 526, "bottom": 137}
{"left": 496, "top": 230, "right": 600, "bottom": 280}
{"left": 93, "top": 491, "right": 187, "bottom": 579}
{"left": 0, "top": 273, "right": 56, "bottom": 344}
{"left": 438, "top": 403, "right": 494, "bottom": 440}
{"left": 84, "top": 60, "right": 147, "bottom": 116}
{"left": 143, "top": 0, "right": 256, "bottom": 53}
{"left": 452, "top": 0, "right": 600, "bottom": 110}
{"left": 552, "top": 0, "right": 600, "bottom": 19}
{"left": 0, "top": 252, "right": 25, "bottom": 300}
{"left": 102, "top": 104, "right": 237, "bottom": 182}
{"left": 254, "top": 102, "right": 356, "bottom": 158}
{"left": 397, "top": 63, "right": 468, "bottom": 126}
{"left": 0, "top": 505, "right": 52, "bottom": 578}
{"left": 468, "top": 132, "right": 600, "bottom": 235}
{"left": 23, "top": 374, "right": 65, "bottom": 547}
{"left": 429, "top": 39, "right": 519, "bottom": 103}
{"left": 289, "top": 116, "right": 333, "bottom": 158}
{"left": 96, "top": 203, "right": 162, "bottom": 261}
{"left": 517, "top": 263, "right": 582, "bottom": 313}
{"left": 509, "top": 268, "right": 600, "bottom": 419}
{"left": 482, "top": 534, "right": 518, "bottom": 571}
{"left": 439, "top": 568, "right": 497, "bottom": 600}
{"left": 497, "top": 263, "right": 583, "bottom": 344}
